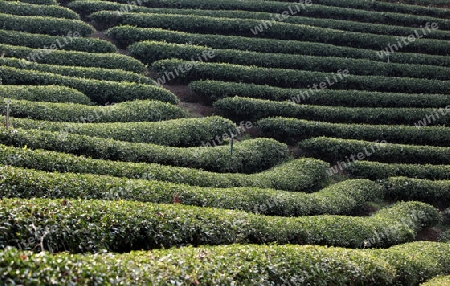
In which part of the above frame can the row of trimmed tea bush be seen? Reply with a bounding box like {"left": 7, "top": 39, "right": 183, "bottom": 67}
{"left": 214, "top": 97, "right": 450, "bottom": 125}
{"left": 129, "top": 41, "right": 450, "bottom": 80}
{"left": 0, "top": 66, "right": 177, "bottom": 104}
{"left": 299, "top": 137, "right": 450, "bottom": 165}
{"left": 151, "top": 59, "right": 450, "bottom": 93}
{"left": 67, "top": 1, "right": 450, "bottom": 40}
{"left": 0, "top": 29, "right": 116, "bottom": 53}
{"left": 90, "top": 11, "right": 450, "bottom": 55}
{"left": 0, "top": 12, "right": 94, "bottom": 36}
{"left": 0, "top": 198, "right": 440, "bottom": 253}
{"left": 0, "top": 166, "right": 380, "bottom": 216}
{"left": 106, "top": 26, "right": 450, "bottom": 67}
{"left": 3, "top": 0, "right": 56, "bottom": 4}
{"left": 422, "top": 276, "right": 450, "bottom": 286}
{"left": 1, "top": 99, "right": 186, "bottom": 123}
{"left": 0, "top": 145, "right": 328, "bottom": 192}
{"left": 190, "top": 80, "right": 450, "bottom": 107}
{"left": 0, "top": 43, "right": 144, "bottom": 72}
{"left": 0, "top": 1, "right": 79, "bottom": 19}
{"left": 348, "top": 161, "right": 450, "bottom": 181}
{"left": 381, "top": 177, "right": 450, "bottom": 204}
{"left": 0, "top": 129, "right": 288, "bottom": 173}
{"left": 2, "top": 241, "right": 449, "bottom": 285}
{"left": 11, "top": 116, "right": 238, "bottom": 147}
{"left": 257, "top": 117, "right": 450, "bottom": 147}
{"left": 0, "top": 85, "right": 90, "bottom": 104}
{"left": 0, "top": 57, "right": 153, "bottom": 84}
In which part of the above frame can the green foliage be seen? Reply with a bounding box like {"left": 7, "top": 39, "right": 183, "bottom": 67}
{"left": 0, "top": 99, "right": 186, "bottom": 123}
{"left": 422, "top": 275, "right": 450, "bottom": 286}
{"left": 0, "top": 85, "right": 90, "bottom": 104}
{"left": 299, "top": 137, "right": 450, "bottom": 165}
{"left": 381, "top": 177, "right": 450, "bottom": 204}
{"left": 257, "top": 117, "right": 450, "bottom": 147}
{"left": 0, "top": 1, "right": 79, "bottom": 19}
{"left": 0, "top": 29, "right": 117, "bottom": 53}
{"left": 0, "top": 199, "right": 440, "bottom": 252}
{"left": 3, "top": 0, "right": 57, "bottom": 4}
{"left": 0, "top": 12, "right": 94, "bottom": 36}
{"left": 0, "top": 129, "right": 288, "bottom": 173}
{"left": 0, "top": 43, "right": 144, "bottom": 73}
{"left": 0, "top": 66, "right": 177, "bottom": 105}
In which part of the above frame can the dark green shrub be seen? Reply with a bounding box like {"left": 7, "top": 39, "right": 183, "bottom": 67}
{"left": 0, "top": 1, "right": 79, "bottom": 19}
{"left": 0, "top": 85, "right": 90, "bottom": 104}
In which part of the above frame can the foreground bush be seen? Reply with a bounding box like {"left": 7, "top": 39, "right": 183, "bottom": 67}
{"left": 0, "top": 66, "right": 177, "bottom": 104}
{"left": 0, "top": 85, "right": 90, "bottom": 104}
{"left": 0, "top": 144, "right": 327, "bottom": 192}
{"left": 299, "top": 137, "right": 450, "bottom": 165}
{"left": 0, "top": 166, "right": 381, "bottom": 216}
{"left": 190, "top": 80, "right": 450, "bottom": 107}
{"left": 1, "top": 100, "right": 186, "bottom": 123}
{"left": 257, "top": 117, "right": 450, "bottom": 147}
{"left": 422, "top": 276, "right": 450, "bottom": 286}
{"left": 1, "top": 241, "right": 449, "bottom": 285}
{"left": 0, "top": 129, "right": 288, "bottom": 173}
{"left": 11, "top": 116, "right": 237, "bottom": 147}
{"left": 0, "top": 199, "right": 440, "bottom": 253}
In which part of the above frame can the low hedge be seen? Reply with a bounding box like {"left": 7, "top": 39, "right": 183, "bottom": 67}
{"left": 0, "top": 66, "right": 177, "bottom": 105}
{"left": 0, "top": 99, "right": 186, "bottom": 123}
{"left": 0, "top": 43, "right": 144, "bottom": 73}
{"left": 257, "top": 117, "right": 450, "bottom": 147}
{"left": 0, "top": 57, "right": 153, "bottom": 85}
{"left": 299, "top": 137, "right": 450, "bottom": 165}
{"left": 381, "top": 177, "right": 450, "bottom": 205}
{"left": 106, "top": 26, "right": 450, "bottom": 67}
{"left": 0, "top": 129, "right": 289, "bottom": 173}
{"left": 347, "top": 161, "right": 450, "bottom": 181}
{"left": 0, "top": 12, "right": 94, "bottom": 37}
{"left": 10, "top": 116, "right": 238, "bottom": 147}
{"left": 0, "top": 198, "right": 440, "bottom": 253}
{"left": 90, "top": 11, "right": 450, "bottom": 56}
{"left": 152, "top": 59, "right": 450, "bottom": 93}
{"left": 0, "top": 144, "right": 327, "bottom": 192}
{"left": 214, "top": 97, "right": 450, "bottom": 126}
{"left": 0, "top": 1, "right": 79, "bottom": 19}
{"left": 3, "top": 0, "right": 56, "bottom": 4}
{"left": 1, "top": 241, "right": 450, "bottom": 285}
{"left": 0, "top": 29, "right": 116, "bottom": 53}
{"left": 190, "top": 80, "right": 450, "bottom": 107}
{"left": 0, "top": 166, "right": 381, "bottom": 216}
{"left": 0, "top": 85, "right": 90, "bottom": 104}
{"left": 422, "top": 276, "right": 450, "bottom": 286}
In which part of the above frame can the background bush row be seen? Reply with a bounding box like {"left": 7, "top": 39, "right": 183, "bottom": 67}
{"left": 0, "top": 66, "right": 177, "bottom": 104}
{"left": 0, "top": 1, "right": 79, "bottom": 19}
{"left": 299, "top": 137, "right": 450, "bottom": 165}
{"left": 257, "top": 117, "right": 450, "bottom": 147}
{"left": 0, "top": 129, "right": 288, "bottom": 173}
{"left": 0, "top": 198, "right": 440, "bottom": 253}
{"left": 0, "top": 85, "right": 90, "bottom": 104}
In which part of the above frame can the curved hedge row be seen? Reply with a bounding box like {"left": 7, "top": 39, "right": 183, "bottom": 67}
{"left": 422, "top": 276, "right": 450, "bottom": 286}
{"left": 0, "top": 199, "right": 440, "bottom": 253}
{"left": 0, "top": 29, "right": 117, "bottom": 53}
{"left": 0, "top": 13, "right": 94, "bottom": 37}
{"left": 2, "top": 242, "right": 450, "bottom": 285}
{"left": 3, "top": 0, "right": 56, "bottom": 4}
{"left": 0, "top": 66, "right": 177, "bottom": 105}
{"left": 1, "top": 99, "right": 186, "bottom": 123}
{"left": 90, "top": 12, "right": 450, "bottom": 55}
{"left": 257, "top": 117, "right": 450, "bottom": 147}
{"left": 0, "top": 1, "right": 79, "bottom": 19}
{"left": 152, "top": 59, "right": 450, "bottom": 93}
{"left": 0, "top": 43, "right": 144, "bottom": 73}
{"left": 0, "top": 85, "right": 90, "bottom": 104}
{"left": 299, "top": 137, "right": 450, "bottom": 165}
{"left": 214, "top": 97, "right": 450, "bottom": 126}
{"left": 0, "top": 144, "right": 328, "bottom": 192}
{"left": 11, "top": 116, "right": 238, "bottom": 147}
{"left": 130, "top": 41, "right": 450, "bottom": 80}
{"left": 0, "top": 166, "right": 381, "bottom": 216}
{"left": 382, "top": 177, "right": 450, "bottom": 204}
{"left": 0, "top": 57, "right": 153, "bottom": 85}
{"left": 348, "top": 161, "right": 450, "bottom": 181}
{"left": 190, "top": 80, "right": 450, "bottom": 107}
{"left": 0, "top": 129, "right": 288, "bottom": 173}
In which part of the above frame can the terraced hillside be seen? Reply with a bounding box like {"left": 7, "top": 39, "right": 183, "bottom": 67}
{"left": 0, "top": 0, "right": 449, "bottom": 284}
